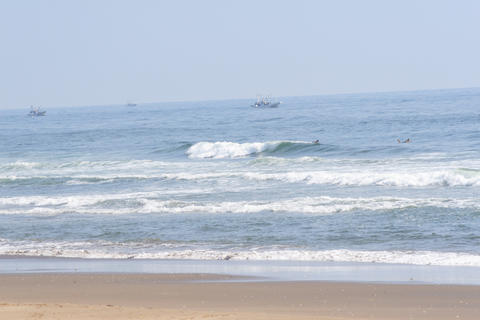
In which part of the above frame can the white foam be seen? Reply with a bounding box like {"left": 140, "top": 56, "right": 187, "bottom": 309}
{"left": 32, "top": 168, "right": 475, "bottom": 188}
{"left": 243, "top": 169, "right": 480, "bottom": 187}
{"left": 186, "top": 141, "right": 305, "bottom": 159}
{"left": 2, "top": 156, "right": 480, "bottom": 189}
{"left": 0, "top": 161, "right": 41, "bottom": 170}
{"left": 9, "top": 168, "right": 473, "bottom": 188}
{"left": 1, "top": 194, "right": 479, "bottom": 216}
{"left": 148, "top": 249, "right": 480, "bottom": 267}
{"left": 0, "top": 159, "right": 189, "bottom": 177}
{"left": 1, "top": 239, "right": 479, "bottom": 267}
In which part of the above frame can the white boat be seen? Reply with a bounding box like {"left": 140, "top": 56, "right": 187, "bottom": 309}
{"left": 28, "top": 106, "right": 46, "bottom": 117}
{"left": 251, "top": 95, "right": 281, "bottom": 108}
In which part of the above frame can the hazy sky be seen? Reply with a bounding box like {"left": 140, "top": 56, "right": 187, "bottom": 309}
{"left": 1, "top": 0, "right": 479, "bottom": 109}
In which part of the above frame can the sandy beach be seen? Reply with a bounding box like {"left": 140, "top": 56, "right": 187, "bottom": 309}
{"left": 1, "top": 273, "right": 479, "bottom": 319}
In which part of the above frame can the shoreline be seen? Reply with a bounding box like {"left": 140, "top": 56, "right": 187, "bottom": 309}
{"left": 2, "top": 256, "right": 480, "bottom": 285}
{"left": 1, "top": 273, "right": 480, "bottom": 319}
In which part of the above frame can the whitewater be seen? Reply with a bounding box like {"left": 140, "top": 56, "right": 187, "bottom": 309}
{"left": 1, "top": 88, "right": 480, "bottom": 267}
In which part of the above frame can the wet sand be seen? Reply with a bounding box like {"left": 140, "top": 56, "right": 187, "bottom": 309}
{"left": 1, "top": 273, "right": 480, "bottom": 319}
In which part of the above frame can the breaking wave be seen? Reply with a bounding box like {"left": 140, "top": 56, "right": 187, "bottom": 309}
{"left": 1, "top": 168, "right": 480, "bottom": 188}
{"left": 1, "top": 194, "right": 478, "bottom": 216}
{"left": 242, "top": 169, "right": 480, "bottom": 187}
{"left": 1, "top": 239, "right": 479, "bottom": 266}
{"left": 186, "top": 140, "right": 321, "bottom": 159}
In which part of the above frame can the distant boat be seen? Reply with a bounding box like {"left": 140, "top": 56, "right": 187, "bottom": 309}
{"left": 28, "top": 106, "right": 46, "bottom": 117}
{"left": 126, "top": 101, "right": 137, "bottom": 107}
{"left": 251, "top": 95, "right": 281, "bottom": 108}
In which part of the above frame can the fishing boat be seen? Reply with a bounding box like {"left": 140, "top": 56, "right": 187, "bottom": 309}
{"left": 251, "top": 95, "right": 281, "bottom": 108}
{"left": 28, "top": 106, "right": 46, "bottom": 117}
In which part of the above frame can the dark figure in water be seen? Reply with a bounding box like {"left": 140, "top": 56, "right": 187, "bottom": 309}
{"left": 397, "top": 138, "right": 411, "bottom": 143}
{"left": 313, "top": 140, "right": 319, "bottom": 144}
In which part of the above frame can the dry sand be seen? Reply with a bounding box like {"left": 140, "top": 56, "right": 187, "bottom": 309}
{"left": 1, "top": 273, "right": 479, "bottom": 319}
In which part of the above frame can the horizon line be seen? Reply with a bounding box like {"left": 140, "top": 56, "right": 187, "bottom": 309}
{"left": 2, "top": 85, "right": 479, "bottom": 111}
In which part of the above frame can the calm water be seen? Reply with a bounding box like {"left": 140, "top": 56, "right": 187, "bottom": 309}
{"left": 1, "top": 88, "right": 480, "bottom": 266}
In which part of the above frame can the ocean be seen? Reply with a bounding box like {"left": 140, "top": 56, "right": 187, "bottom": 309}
{"left": 1, "top": 88, "right": 480, "bottom": 267}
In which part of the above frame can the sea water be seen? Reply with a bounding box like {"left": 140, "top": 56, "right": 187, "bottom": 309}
{"left": 1, "top": 88, "right": 480, "bottom": 267}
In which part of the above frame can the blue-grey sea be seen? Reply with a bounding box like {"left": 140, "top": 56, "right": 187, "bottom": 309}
{"left": 1, "top": 88, "right": 480, "bottom": 267}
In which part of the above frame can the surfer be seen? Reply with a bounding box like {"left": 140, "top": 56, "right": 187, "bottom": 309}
{"left": 313, "top": 140, "right": 319, "bottom": 144}
{"left": 397, "top": 138, "right": 411, "bottom": 143}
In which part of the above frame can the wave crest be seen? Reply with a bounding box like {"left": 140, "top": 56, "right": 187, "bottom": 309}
{"left": 186, "top": 141, "right": 311, "bottom": 159}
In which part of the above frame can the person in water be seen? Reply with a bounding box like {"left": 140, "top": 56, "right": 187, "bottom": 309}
{"left": 313, "top": 140, "right": 319, "bottom": 144}
{"left": 397, "top": 138, "right": 411, "bottom": 143}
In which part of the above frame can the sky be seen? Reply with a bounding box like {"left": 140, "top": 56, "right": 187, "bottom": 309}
{"left": 1, "top": 0, "right": 479, "bottom": 109}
